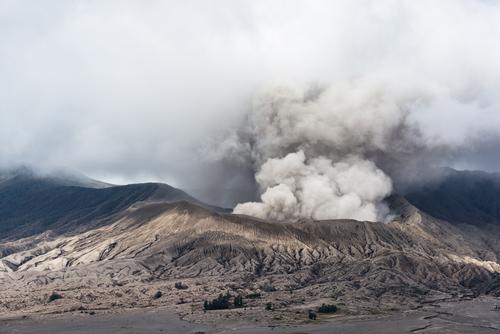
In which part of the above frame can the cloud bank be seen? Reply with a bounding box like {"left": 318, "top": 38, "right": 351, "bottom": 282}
{"left": 1, "top": 1, "right": 500, "bottom": 211}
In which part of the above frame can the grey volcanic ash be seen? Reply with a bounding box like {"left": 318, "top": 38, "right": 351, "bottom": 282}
{"left": 223, "top": 77, "right": 498, "bottom": 222}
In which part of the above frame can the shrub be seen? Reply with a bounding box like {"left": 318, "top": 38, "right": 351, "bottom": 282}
{"left": 261, "top": 282, "right": 276, "bottom": 292}
{"left": 48, "top": 292, "right": 62, "bottom": 302}
{"left": 246, "top": 292, "right": 261, "bottom": 299}
{"left": 234, "top": 295, "right": 244, "bottom": 308}
{"left": 174, "top": 282, "right": 188, "bottom": 290}
{"left": 265, "top": 302, "right": 273, "bottom": 311}
{"left": 204, "top": 293, "right": 231, "bottom": 310}
{"left": 153, "top": 291, "right": 162, "bottom": 299}
{"left": 318, "top": 304, "right": 337, "bottom": 313}
{"left": 308, "top": 310, "right": 317, "bottom": 320}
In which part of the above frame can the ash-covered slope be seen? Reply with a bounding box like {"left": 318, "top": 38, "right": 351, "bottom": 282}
{"left": 0, "top": 168, "right": 499, "bottom": 316}
{"left": 0, "top": 167, "right": 225, "bottom": 241}
{"left": 1, "top": 197, "right": 499, "bottom": 314}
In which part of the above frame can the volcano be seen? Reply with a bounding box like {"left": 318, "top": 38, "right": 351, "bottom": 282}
{"left": 0, "top": 167, "right": 499, "bottom": 328}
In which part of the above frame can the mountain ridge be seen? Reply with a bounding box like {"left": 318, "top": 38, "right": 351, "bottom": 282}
{"left": 405, "top": 168, "right": 500, "bottom": 226}
{"left": 0, "top": 167, "right": 227, "bottom": 241}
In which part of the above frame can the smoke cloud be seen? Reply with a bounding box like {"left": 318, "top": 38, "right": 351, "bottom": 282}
{"left": 227, "top": 79, "right": 433, "bottom": 221}
{"left": 234, "top": 150, "right": 393, "bottom": 222}
{"left": 226, "top": 61, "right": 500, "bottom": 221}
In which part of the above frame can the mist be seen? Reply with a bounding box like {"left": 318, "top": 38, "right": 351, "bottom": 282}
{"left": 1, "top": 1, "right": 500, "bottom": 211}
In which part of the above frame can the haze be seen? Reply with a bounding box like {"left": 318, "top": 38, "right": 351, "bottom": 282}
{"left": 1, "top": 0, "right": 500, "bottom": 208}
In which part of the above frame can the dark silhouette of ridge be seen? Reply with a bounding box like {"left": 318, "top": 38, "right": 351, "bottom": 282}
{"left": 0, "top": 167, "right": 227, "bottom": 240}
{"left": 405, "top": 169, "right": 500, "bottom": 226}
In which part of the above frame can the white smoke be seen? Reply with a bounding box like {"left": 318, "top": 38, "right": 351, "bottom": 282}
{"left": 230, "top": 78, "right": 449, "bottom": 222}
{"left": 234, "top": 150, "right": 392, "bottom": 221}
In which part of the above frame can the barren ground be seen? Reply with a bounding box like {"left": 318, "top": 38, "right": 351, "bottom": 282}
{"left": 1, "top": 297, "right": 499, "bottom": 334}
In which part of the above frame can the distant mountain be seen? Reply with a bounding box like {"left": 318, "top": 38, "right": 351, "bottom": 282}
{"left": 0, "top": 166, "right": 111, "bottom": 188}
{"left": 405, "top": 169, "right": 500, "bottom": 226}
{"left": 0, "top": 167, "right": 226, "bottom": 240}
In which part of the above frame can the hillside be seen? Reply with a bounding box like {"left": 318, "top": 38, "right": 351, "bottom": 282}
{"left": 0, "top": 167, "right": 224, "bottom": 240}
{"left": 1, "top": 199, "right": 499, "bottom": 318}
{"left": 0, "top": 168, "right": 499, "bottom": 321}
{"left": 406, "top": 169, "right": 500, "bottom": 227}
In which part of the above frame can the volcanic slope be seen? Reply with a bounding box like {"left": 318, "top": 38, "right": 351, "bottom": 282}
{"left": 0, "top": 189, "right": 499, "bottom": 316}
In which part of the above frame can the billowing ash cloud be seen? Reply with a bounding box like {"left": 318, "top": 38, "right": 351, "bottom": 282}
{"left": 235, "top": 150, "right": 393, "bottom": 222}
{"left": 226, "top": 80, "right": 422, "bottom": 221}
{"left": 226, "top": 76, "right": 497, "bottom": 221}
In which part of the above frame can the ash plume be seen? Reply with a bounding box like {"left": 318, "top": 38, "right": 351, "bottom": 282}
{"left": 227, "top": 79, "right": 464, "bottom": 222}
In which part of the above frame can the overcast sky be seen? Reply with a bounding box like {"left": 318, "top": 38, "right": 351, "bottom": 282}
{"left": 1, "top": 1, "right": 500, "bottom": 206}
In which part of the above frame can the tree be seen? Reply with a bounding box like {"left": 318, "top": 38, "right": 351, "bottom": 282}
{"left": 174, "top": 282, "right": 188, "bottom": 290}
{"left": 246, "top": 292, "right": 261, "bottom": 299}
{"left": 234, "top": 295, "right": 243, "bottom": 308}
{"left": 48, "top": 292, "right": 62, "bottom": 302}
{"left": 203, "top": 293, "right": 231, "bottom": 310}
{"left": 318, "top": 304, "right": 337, "bottom": 313}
